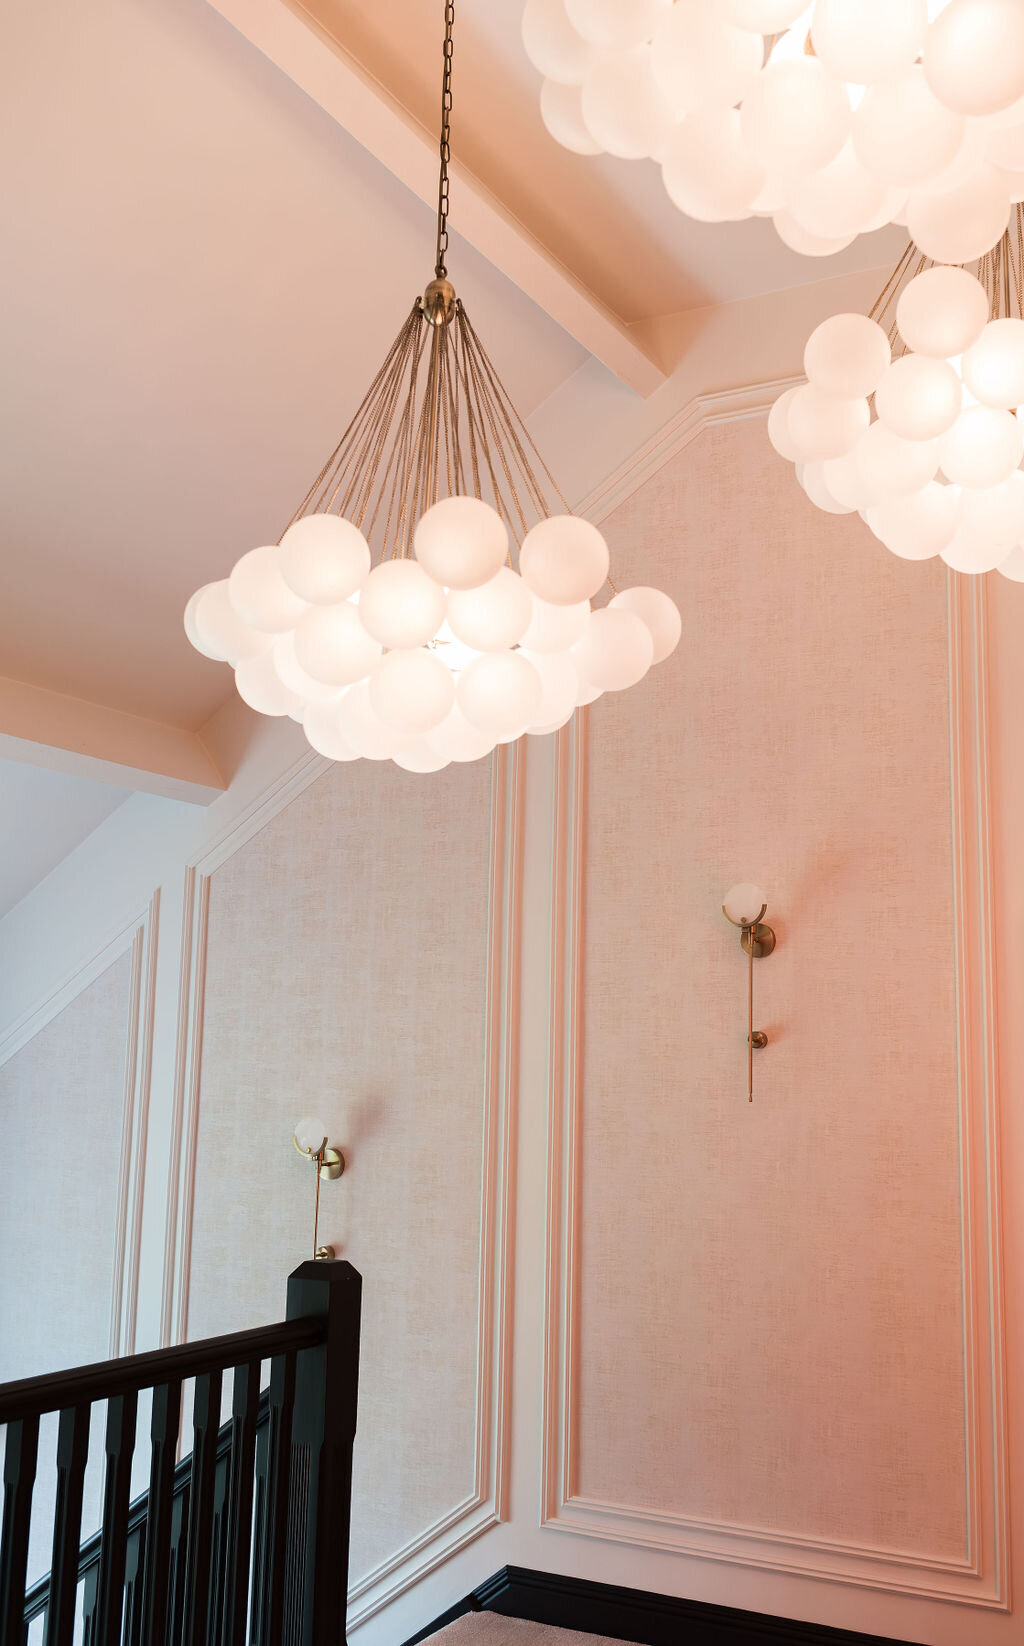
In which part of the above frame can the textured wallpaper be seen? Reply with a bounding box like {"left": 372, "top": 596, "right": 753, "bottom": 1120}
{"left": 187, "top": 757, "right": 494, "bottom": 1585}
{"left": 573, "top": 418, "right": 965, "bottom": 1559}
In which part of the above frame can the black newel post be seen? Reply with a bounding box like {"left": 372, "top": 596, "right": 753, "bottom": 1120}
{"left": 285, "top": 1259, "right": 362, "bottom": 1646}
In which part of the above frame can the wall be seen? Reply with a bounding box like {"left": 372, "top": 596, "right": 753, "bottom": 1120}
{"left": 1, "top": 362, "right": 1022, "bottom": 1646}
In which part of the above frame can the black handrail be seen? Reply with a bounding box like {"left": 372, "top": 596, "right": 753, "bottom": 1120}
{"left": 0, "top": 1258, "right": 362, "bottom": 1646}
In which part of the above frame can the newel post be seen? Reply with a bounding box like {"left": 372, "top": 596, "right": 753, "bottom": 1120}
{"left": 286, "top": 1259, "right": 362, "bottom": 1646}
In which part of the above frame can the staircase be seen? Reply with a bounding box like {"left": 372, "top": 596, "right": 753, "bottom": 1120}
{"left": 427, "top": 1620, "right": 636, "bottom": 1646}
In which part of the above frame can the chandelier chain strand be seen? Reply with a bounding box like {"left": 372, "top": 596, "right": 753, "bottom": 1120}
{"left": 435, "top": 0, "right": 455, "bottom": 280}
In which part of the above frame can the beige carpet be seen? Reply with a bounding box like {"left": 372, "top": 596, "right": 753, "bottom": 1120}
{"left": 427, "top": 1615, "right": 637, "bottom": 1645}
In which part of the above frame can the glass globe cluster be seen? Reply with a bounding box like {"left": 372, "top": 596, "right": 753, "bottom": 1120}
{"left": 768, "top": 264, "right": 1024, "bottom": 578}
{"left": 524, "top": 0, "right": 1024, "bottom": 262}
{"left": 185, "top": 499, "right": 682, "bottom": 771}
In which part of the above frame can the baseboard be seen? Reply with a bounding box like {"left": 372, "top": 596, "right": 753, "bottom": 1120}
{"left": 402, "top": 1565, "right": 924, "bottom": 1646}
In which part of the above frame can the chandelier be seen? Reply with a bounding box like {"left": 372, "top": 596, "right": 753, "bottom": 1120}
{"left": 185, "top": 5, "right": 681, "bottom": 772}
{"left": 523, "top": 0, "right": 1024, "bottom": 261}
{"left": 768, "top": 207, "right": 1024, "bottom": 579}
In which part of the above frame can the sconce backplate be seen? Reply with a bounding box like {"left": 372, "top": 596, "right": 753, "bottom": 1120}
{"left": 319, "top": 1147, "right": 345, "bottom": 1182}
{"left": 740, "top": 922, "right": 776, "bottom": 960}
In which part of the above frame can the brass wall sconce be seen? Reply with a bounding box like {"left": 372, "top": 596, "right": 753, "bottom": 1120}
{"left": 722, "top": 883, "right": 776, "bottom": 1103}
{"left": 292, "top": 1116, "right": 345, "bottom": 1260}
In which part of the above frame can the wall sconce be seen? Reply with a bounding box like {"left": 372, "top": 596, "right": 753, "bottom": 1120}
{"left": 722, "top": 883, "right": 776, "bottom": 1103}
{"left": 293, "top": 1115, "right": 345, "bottom": 1260}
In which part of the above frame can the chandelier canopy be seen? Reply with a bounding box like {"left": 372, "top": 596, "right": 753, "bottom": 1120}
{"left": 185, "top": 3, "right": 681, "bottom": 771}
{"left": 524, "top": 0, "right": 1024, "bottom": 263}
{"left": 768, "top": 207, "right": 1024, "bottom": 578}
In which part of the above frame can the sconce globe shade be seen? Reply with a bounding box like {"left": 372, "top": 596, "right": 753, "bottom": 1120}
{"left": 895, "top": 267, "right": 990, "bottom": 358}
{"left": 519, "top": 515, "right": 610, "bottom": 604}
{"left": 414, "top": 496, "right": 509, "bottom": 591}
{"left": 723, "top": 882, "right": 766, "bottom": 926}
{"left": 278, "top": 514, "right": 371, "bottom": 605}
{"left": 228, "top": 546, "right": 309, "bottom": 633}
{"left": 294, "top": 1116, "right": 329, "bottom": 1155}
{"left": 358, "top": 559, "right": 447, "bottom": 649}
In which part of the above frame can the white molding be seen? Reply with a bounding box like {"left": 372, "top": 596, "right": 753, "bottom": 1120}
{"left": 541, "top": 557, "right": 1008, "bottom": 1606}
{"left": 163, "top": 741, "right": 522, "bottom": 1625}
{"left": 575, "top": 375, "right": 803, "bottom": 527}
{"left": 0, "top": 892, "right": 159, "bottom": 1361}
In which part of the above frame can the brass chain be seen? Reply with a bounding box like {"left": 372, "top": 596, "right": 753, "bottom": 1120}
{"left": 435, "top": 0, "right": 455, "bottom": 278}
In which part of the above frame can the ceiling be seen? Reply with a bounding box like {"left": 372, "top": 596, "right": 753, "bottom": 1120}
{"left": 0, "top": 762, "right": 128, "bottom": 920}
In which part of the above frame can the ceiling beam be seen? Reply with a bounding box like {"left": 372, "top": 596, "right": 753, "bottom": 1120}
{"left": 0, "top": 676, "right": 226, "bottom": 805}
{"left": 205, "top": 0, "right": 665, "bottom": 397}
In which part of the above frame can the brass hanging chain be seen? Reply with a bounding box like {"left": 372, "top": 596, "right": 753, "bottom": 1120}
{"left": 435, "top": 0, "right": 455, "bottom": 279}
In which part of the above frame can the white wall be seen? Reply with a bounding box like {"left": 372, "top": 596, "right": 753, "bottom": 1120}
{"left": 2, "top": 329, "right": 1023, "bottom": 1646}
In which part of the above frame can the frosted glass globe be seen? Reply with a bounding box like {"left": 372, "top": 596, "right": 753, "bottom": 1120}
{"left": 458, "top": 651, "right": 544, "bottom": 737}
{"left": 522, "top": 0, "right": 590, "bottom": 83}
{"left": 392, "top": 739, "right": 451, "bottom": 773}
{"left": 804, "top": 313, "right": 892, "bottom": 400}
{"left": 581, "top": 44, "right": 676, "bottom": 159}
{"left": 872, "top": 483, "right": 958, "bottom": 559}
{"left": 272, "top": 632, "right": 342, "bottom": 702}
{"left": 414, "top": 496, "right": 508, "bottom": 591}
{"left": 540, "top": 79, "right": 603, "bottom": 153}
{"left": 874, "top": 354, "right": 962, "bottom": 440}
{"left": 852, "top": 68, "right": 964, "bottom": 186}
{"left": 997, "top": 546, "right": 1024, "bottom": 581}
{"left": 956, "top": 469, "right": 1024, "bottom": 544}
{"left": 228, "top": 545, "right": 309, "bottom": 633}
{"left": 787, "top": 142, "right": 886, "bottom": 242}
{"left": 234, "top": 650, "right": 304, "bottom": 718}
{"left": 987, "top": 119, "right": 1024, "bottom": 173}
{"left": 369, "top": 647, "right": 455, "bottom": 733}
{"left": 650, "top": 1, "right": 762, "bottom": 118}
{"left": 721, "top": 0, "right": 806, "bottom": 25}
{"left": 722, "top": 882, "right": 765, "bottom": 925}
{"left": 338, "top": 681, "right": 404, "bottom": 760}
{"left": 191, "top": 581, "right": 269, "bottom": 664}
{"left": 519, "top": 648, "right": 579, "bottom": 732}
{"left": 278, "top": 515, "right": 370, "bottom": 605}
{"left": 519, "top": 594, "right": 591, "bottom": 652}
{"left": 821, "top": 451, "right": 872, "bottom": 510}
{"left": 961, "top": 320, "right": 1024, "bottom": 408}
{"left": 302, "top": 697, "right": 359, "bottom": 761}
{"left": 572, "top": 607, "right": 654, "bottom": 692}
{"left": 786, "top": 385, "right": 870, "bottom": 461}
{"left": 854, "top": 424, "right": 940, "bottom": 502}
{"left": 294, "top": 1116, "right": 328, "bottom": 1154}
{"left": 358, "top": 559, "right": 446, "bottom": 648}
{"left": 446, "top": 568, "right": 532, "bottom": 651}
{"left": 925, "top": 0, "right": 1024, "bottom": 117}
{"left": 941, "top": 529, "right": 1014, "bottom": 572}
{"left": 609, "top": 586, "right": 681, "bottom": 664}
{"left": 519, "top": 515, "right": 610, "bottom": 604}
{"left": 939, "top": 405, "right": 1024, "bottom": 486}
{"left": 801, "top": 462, "right": 855, "bottom": 514}
{"left": 565, "top": 0, "right": 670, "bottom": 49}
{"left": 895, "top": 266, "right": 990, "bottom": 357}
{"left": 771, "top": 214, "right": 855, "bottom": 257}
{"left": 426, "top": 704, "right": 497, "bottom": 764}
{"left": 906, "top": 167, "right": 1011, "bottom": 263}
{"left": 767, "top": 386, "right": 803, "bottom": 461}
{"left": 812, "top": 0, "right": 927, "bottom": 84}
{"left": 661, "top": 109, "right": 764, "bottom": 222}
{"left": 739, "top": 59, "right": 849, "bottom": 182}
{"left": 293, "top": 601, "right": 382, "bottom": 686}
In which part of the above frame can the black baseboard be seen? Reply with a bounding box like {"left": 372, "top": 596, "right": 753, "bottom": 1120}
{"left": 402, "top": 1565, "right": 924, "bottom": 1646}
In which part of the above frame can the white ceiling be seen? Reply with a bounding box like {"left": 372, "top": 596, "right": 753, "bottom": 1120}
{"left": 0, "top": 761, "right": 128, "bottom": 920}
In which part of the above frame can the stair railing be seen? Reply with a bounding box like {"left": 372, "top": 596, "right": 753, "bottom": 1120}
{"left": 0, "top": 1258, "right": 361, "bottom": 1646}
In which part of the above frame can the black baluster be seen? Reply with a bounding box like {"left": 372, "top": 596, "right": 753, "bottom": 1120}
{"left": 0, "top": 1414, "right": 40, "bottom": 1645}
{"left": 166, "top": 1487, "right": 188, "bottom": 1646}
{"left": 43, "top": 1403, "right": 91, "bottom": 1646}
{"left": 183, "top": 1369, "right": 221, "bottom": 1646}
{"left": 256, "top": 1351, "right": 295, "bottom": 1646}
{"left": 124, "top": 1523, "right": 145, "bottom": 1646}
{"left": 222, "top": 1360, "right": 260, "bottom": 1646}
{"left": 81, "top": 1563, "right": 99, "bottom": 1646}
{"left": 140, "top": 1378, "right": 180, "bottom": 1646}
{"left": 94, "top": 1390, "right": 139, "bottom": 1646}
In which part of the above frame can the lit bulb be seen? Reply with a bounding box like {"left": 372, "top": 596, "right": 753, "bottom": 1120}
{"left": 723, "top": 882, "right": 766, "bottom": 926}
{"left": 294, "top": 1116, "right": 328, "bottom": 1155}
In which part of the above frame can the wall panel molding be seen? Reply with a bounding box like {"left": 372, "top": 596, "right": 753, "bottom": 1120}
{"left": 542, "top": 425, "right": 1008, "bottom": 1607}
{"left": 162, "top": 743, "right": 522, "bottom": 1627}
{"left": 0, "top": 891, "right": 159, "bottom": 1360}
